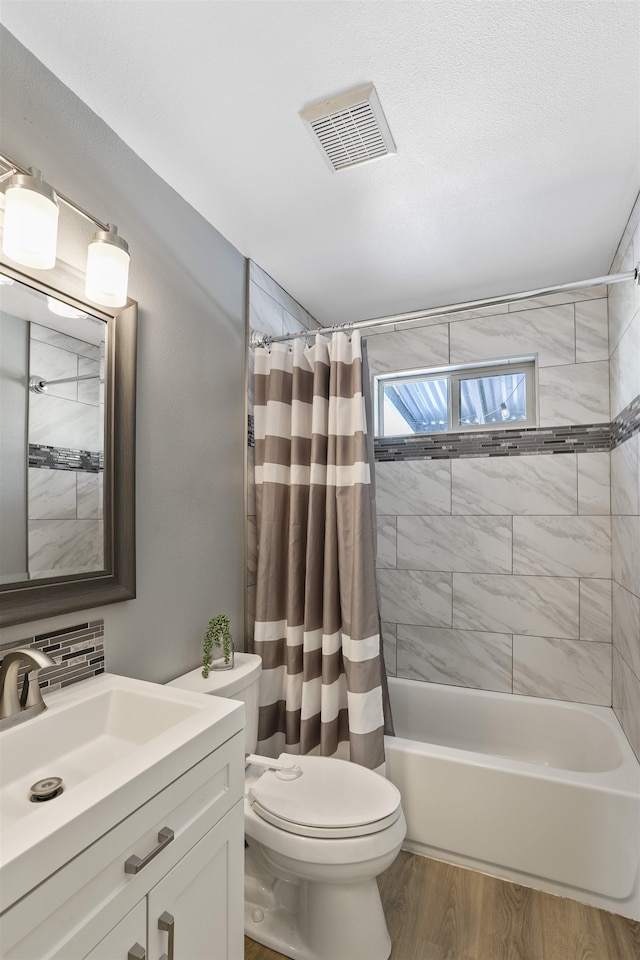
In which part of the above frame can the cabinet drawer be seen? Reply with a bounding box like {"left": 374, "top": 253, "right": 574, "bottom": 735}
{"left": 0, "top": 732, "right": 243, "bottom": 960}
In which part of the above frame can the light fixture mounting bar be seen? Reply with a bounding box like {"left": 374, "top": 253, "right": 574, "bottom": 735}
{"left": 0, "top": 152, "right": 109, "bottom": 232}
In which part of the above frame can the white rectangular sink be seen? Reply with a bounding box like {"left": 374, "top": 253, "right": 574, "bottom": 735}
{"left": 0, "top": 673, "right": 244, "bottom": 912}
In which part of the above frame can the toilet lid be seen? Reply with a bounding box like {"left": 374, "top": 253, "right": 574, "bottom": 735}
{"left": 248, "top": 754, "right": 402, "bottom": 839}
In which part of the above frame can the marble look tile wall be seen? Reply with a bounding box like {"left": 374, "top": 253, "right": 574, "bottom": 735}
{"left": 374, "top": 284, "right": 615, "bottom": 707}
{"left": 377, "top": 445, "right": 613, "bottom": 704}
{"left": 367, "top": 286, "right": 611, "bottom": 429}
{"left": 27, "top": 324, "right": 104, "bottom": 577}
{"left": 610, "top": 200, "right": 640, "bottom": 760}
{"left": 245, "top": 261, "right": 320, "bottom": 647}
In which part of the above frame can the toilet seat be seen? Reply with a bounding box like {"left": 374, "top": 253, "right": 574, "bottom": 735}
{"left": 248, "top": 754, "right": 402, "bottom": 839}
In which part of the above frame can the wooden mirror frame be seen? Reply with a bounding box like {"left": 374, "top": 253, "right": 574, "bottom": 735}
{"left": 0, "top": 262, "right": 137, "bottom": 626}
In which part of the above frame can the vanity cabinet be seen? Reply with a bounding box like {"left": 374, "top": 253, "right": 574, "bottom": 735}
{"left": 0, "top": 732, "right": 245, "bottom": 960}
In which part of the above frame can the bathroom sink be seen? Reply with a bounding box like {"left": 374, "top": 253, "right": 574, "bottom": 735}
{"left": 0, "top": 673, "right": 244, "bottom": 912}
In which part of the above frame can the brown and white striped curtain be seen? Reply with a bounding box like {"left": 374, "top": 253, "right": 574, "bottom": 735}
{"left": 252, "top": 332, "right": 386, "bottom": 771}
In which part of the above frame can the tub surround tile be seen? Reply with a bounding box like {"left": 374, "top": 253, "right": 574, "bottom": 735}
{"left": 508, "top": 285, "right": 608, "bottom": 312}
{"left": 612, "top": 515, "right": 640, "bottom": 597}
{"left": 29, "top": 444, "right": 102, "bottom": 473}
{"left": 250, "top": 261, "right": 319, "bottom": 333}
{"left": 30, "top": 339, "right": 77, "bottom": 401}
{"left": 375, "top": 459, "right": 451, "bottom": 516}
{"left": 29, "top": 392, "right": 102, "bottom": 451}
{"left": 77, "top": 357, "right": 101, "bottom": 406}
{"left": 397, "top": 515, "right": 512, "bottom": 574}
{"left": 30, "top": 323, "right": 101, "bottom": 361}
{"left": 449, "top": 304, "right": 575, "bottom": 368}
{"left": 577, "top": 452, "right": 610, "bottom": 515}
{"left": 453, "top": 574, "right": 579, "bottom": 639}
{"left": 378, "top": 570, "right": 452, "bottom": 627}
{"left": 249, "top": 279, "right": 284, "bottom": 339}
{"left": 382, "top": 622, "right": 397, "bottom": 677}
{"left": 392, "top": 301, "right": 509, "bottom": 332}
{"left": 283, "top": 306, "right": 318, "bottom": 335}
{"left": 451, "top": 455, "right": 577, "bottom": 516}
{"left": 611, "top": 395, "right": 640, "bottom": 452}
{"left": 575, "top": 299, "right": 609, "bottom": 363}
{"left": 609, "top": 313, "right": 640, "bottom": 419}
{"left": 611, "top": 434, "right": 639, "bottom": 516}
{"left": 579, "top": 579, "right": 612, "bottom": 643}
{"left": 512, "top": 516, "right": 611, "bottom": 579}
{"left": 377, "top": 516, "right": 397, "bottom": 569}
{"left": 28, "top": 467, "right": 76, "bottom": 520}
{"left": 513, "top": 636, "right": 612, "bottom": 705}
{"left": 608, "top": 241, "right": 637, "bottom": 353}
{"left": 76, "top": 472, "right": 103, "bottom": 520}
{"left": 28, "top": 518, "right": 103, "bottom": 576}
{"left": 613, "top": 647, "right": 640, "bottom": 762}
{"left": 397, "top": 625, "right": 512, "bottom": 692}
{"left": 367, "top": 324, "right": 450, "bottom": 376}
{"left": 612, "top": 582, "right": 640, "bottom": 679}
{"left": 375, "top": 423, "right": 611, "bottom": 463}
{"left": 611, "top": 203, "right": 640, "bottom": 273}
{"left": 538, "top": 361, "right": 609, "bottom": 427}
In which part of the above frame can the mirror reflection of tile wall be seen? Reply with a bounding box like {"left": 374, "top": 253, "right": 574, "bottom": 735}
{"left": 28, "top": 322, "right": 105, "bottom": 578}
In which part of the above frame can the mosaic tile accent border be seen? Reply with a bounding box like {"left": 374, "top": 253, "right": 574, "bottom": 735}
{"left": 248, "top": 413, "right": 255, "bottom": 448}
{"left": 374, "top": 422, "right": 612, "bottom": 462}
{"left": 29, "top": 443, "right": 103, "bottom": 472}
{"left": 0, "top": 620, "right": 105, "bottom": 693}
{"left": 611, "top": 395, "right": 640, "bottom": 450}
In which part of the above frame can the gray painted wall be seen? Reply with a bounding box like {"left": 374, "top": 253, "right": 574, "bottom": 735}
{"left": 0, "top": 28, "right": 246, "bottom": 682}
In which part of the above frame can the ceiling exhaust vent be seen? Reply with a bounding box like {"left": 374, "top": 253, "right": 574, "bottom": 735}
{"left": 300, "top": 84, "right": 396, "bottom": 172}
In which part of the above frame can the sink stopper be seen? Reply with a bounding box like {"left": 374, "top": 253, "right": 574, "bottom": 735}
{"left": 29, "top": 776, "right": 64, "bottom": 802}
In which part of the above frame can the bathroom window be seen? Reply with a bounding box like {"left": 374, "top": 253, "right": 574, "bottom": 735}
{"left": 375, "top": 358, "right": 536, "bottom": 437}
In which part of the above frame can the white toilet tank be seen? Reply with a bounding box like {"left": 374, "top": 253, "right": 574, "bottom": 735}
{"left": 167, "top": 652, "right": 262, "bottom": 753}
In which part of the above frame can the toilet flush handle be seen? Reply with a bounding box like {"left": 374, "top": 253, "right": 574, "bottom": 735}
{"left": 246, "top": 753, "right": 303, "bottom": 780}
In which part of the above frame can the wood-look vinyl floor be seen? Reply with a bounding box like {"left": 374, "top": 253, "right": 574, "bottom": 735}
{"left": 243, "top": 852, "right": 640, "bottom": 960}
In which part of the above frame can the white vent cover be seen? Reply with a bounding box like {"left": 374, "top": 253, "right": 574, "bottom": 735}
{"left": 300, "top": 84, "right": 396, "bottom": 172}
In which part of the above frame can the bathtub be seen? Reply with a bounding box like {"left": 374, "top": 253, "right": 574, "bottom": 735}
{"left": 385, "top": 677, "right": 640, "bottom": 920}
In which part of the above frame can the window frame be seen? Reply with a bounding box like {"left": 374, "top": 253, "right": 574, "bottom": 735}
{"left": 375, "top": 356, "right": 537, "bottom": 438}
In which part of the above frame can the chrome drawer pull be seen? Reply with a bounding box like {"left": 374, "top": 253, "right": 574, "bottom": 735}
{"left": 127, "top": 945, "right": 146, "bottom": 960}
{"left": 124, "top": 826, "right": 174, "bottom": 874}
{"left": 158, "top": 910, "right": 175, "bottom": 960}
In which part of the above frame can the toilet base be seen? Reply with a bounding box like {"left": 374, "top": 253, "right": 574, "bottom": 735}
{"left": 244, "top": 846, "right": 392, "bottom": 960}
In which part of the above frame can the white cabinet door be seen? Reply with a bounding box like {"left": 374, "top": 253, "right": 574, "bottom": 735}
{"left": 84, "top": 900, "right": 146, "bottom": 960}
{"left": 147, "top": 802, "right": 244, "bottom": 960}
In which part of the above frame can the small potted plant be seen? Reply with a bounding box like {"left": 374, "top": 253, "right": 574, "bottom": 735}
{"left": 202, "top": 614, "right": 234, "bottom": 676}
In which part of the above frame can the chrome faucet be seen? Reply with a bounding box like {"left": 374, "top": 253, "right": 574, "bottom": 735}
{"left": 0, "top": 648, "right": 56, "bottom": 731}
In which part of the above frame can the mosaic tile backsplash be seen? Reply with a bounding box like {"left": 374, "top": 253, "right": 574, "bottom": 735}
{"left": 0, "top": 620, "right": 105, "bottom": 693}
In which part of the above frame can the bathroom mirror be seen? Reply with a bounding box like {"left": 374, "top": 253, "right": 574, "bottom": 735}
{"left": 0, "top": 262, "right": 136, "bottom": 626}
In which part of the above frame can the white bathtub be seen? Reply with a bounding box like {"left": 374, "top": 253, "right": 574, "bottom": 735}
{"left": 385, "top": 677, "right": 640, "bottom": 920}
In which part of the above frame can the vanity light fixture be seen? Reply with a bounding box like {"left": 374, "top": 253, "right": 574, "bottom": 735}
{"left": 85, "top": 224, "right": 130, "bottom": 309}
{"left": 2, "top": 168, "right": 59, "bottom": 269}
{"left": 0, "top": 153, "right": 130, "bottom": 307}
{"left": 46, "top": 296, "right": 88, "bottom": 320}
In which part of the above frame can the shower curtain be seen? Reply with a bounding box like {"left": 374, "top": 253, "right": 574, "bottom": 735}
{"left": 251, "top": 331, "right": 386, "bottom": 771}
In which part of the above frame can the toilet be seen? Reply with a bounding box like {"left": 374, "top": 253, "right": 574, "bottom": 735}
{"left": 169, "top": 653, "right": 406, "bottom": 960}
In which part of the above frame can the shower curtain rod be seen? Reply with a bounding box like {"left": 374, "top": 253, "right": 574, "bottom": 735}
{"left": 249, "top": 264, "right": 639, "bottom": 348}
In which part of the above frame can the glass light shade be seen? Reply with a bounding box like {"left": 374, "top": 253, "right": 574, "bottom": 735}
{"left": 2, "top": 171, "right": 59, "bottom": 269}
{"left": 85, "top": 225, "right": 130, "bottom": 308}
{"left": 46, "top": 295, "right": 87, "bottom": 319}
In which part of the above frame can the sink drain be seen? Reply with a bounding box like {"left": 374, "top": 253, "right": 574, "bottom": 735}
{"left": 29, "top": 777, "right": 64, "bottom": 802}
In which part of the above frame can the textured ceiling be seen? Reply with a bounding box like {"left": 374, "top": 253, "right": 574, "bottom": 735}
{"left": 1, "top": 1, "right": 639, "bottom": 326}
